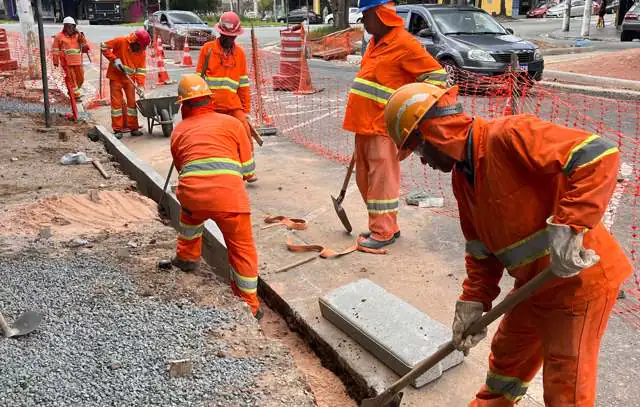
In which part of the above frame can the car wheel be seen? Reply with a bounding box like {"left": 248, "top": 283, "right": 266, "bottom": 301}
{"left": 620, "top": 31, "right": 632, "bottom": 42}
{"left": 328, "top": 18, "right": 334, "bottom": 25}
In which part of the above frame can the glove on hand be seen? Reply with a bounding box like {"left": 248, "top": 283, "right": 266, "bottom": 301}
{"left": 114, "top": 58, "right": 125, "bottom": 72}
{"left": 546, "top": 217, "right": 600, "bottom": 278}
{"left": 452, "top": 300, "right": 486, "bottom": 356}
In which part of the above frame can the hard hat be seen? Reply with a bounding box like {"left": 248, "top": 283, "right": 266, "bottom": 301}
{"left": 384, "top": 82, "right": 458, "bottom": 160}
{"left": 134, "top": 28, "right": 151, "bottom": 48}
{"left": 62, "top": 16, "right": 76, "bottom": 25}
{"left": 176, "top": 74, "right": 212, "bottom": 104}
{"left": 358, "top": 0, "right": 388, "bottom": 12}
{"left": 215, "top": 11, "right": 244, "bottom": 36}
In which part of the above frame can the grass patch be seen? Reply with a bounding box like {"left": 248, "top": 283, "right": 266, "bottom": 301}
{"left": 0, "top": 19, "right": 17, "bottom": 24}
{"left": 308, "top": 26, "right": 341, "bottom": 40}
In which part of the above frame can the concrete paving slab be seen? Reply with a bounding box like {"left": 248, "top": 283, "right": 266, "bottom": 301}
{"left": 319, "top": 279, "right": 464, "bottom": 388}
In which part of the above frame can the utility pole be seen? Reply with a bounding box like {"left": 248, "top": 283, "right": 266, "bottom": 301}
{"left": 581, "top": 0, "right": 593, "bottom": 37}
{"left": 33, "top": 0, "right": 50, "bottom": 127}
{"left": 562, "top": 0, "right": 572, "bottom": 31}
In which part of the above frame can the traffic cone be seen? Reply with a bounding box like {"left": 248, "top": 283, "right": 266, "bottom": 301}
{"left": 295, "top": 27, "right": 321, "bottom": 95}
{"left": 0, "top": 28, "right": 18, "bottom": 71}
{"left": 180, "top": 39, "right": 193, "bottom": 67}
{"left": 156, "top": 37, "right": 171, "bottom": 85}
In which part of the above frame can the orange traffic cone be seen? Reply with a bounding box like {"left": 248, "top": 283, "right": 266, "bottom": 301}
{"left": 295, "top": 27, "right": 321, "bottom": 95}
{"left": 156, "top": 37, "right": 171, "bottom": 85}
{"left": 180, "top": 39, "right": 193, "bottom": 67}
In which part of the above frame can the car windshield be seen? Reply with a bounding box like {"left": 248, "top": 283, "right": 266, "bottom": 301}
{"left": 169, "top": 12, "right": 203, "bottom": 24}
{"left": 430, "top": 9, "right": 507, "bottom": 35}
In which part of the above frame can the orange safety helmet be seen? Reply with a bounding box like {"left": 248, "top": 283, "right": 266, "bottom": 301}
{"left": 130, "top": 28, "right": 151, "bottom": 48}
{"left": 176, "top": 74, "right": 212, "bottom": 104}
{"left": 384, "top": 82, "right": 460, "bottom": 160}
{"left": 216, "top": 11, "right": 244, "bottom": 36}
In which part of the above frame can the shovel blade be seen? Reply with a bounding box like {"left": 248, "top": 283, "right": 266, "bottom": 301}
{"left": 331, "top": 195, "right": 352, "bottom": 234}
{"left": 10, "top": 311, "right": 42, "bottom": 337}
{"left": 360, "top": 391, "right": 403, "bottom": 407}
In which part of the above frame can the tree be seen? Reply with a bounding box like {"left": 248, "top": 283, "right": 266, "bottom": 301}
{"left": 499, "top": 0, "right": 506, "bottom": 15}
{"left": 333, "top": 0, "right": 348, "bottom": 28}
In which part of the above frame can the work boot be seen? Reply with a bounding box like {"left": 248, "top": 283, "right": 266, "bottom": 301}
{"left": 359, "top": 236, "right": 396, "bottom": 250}
{"left": 254, "top": 307, "right": 264, "bottom": 321}
{"left": 246, "top": 174, "right": 258, "bottom": 183}
{"left": 130, "top": 129, "right": 144, "bottom": 137}
{"left": 171, "top": 256, "right": 198, "bottom": 272}
{"left": 360, "top": 231, "right": 401, "bottom": 240}
{"left": 113, "top": 130, "right": 124, "bottom": 140}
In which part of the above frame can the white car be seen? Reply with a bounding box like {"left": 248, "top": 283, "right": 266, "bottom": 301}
{"left": 325, "top": 7, "right": 363, "bottom": 25}
{"left": 546, "top": 0, "right": 597, "bottom": 17}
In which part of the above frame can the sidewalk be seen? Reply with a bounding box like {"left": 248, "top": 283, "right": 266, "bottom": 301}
{"left": 544, "top": 48, "right": 640, "bottom": 82}
{"left": 549, "top": 16, "right": 621, "bottom": 41}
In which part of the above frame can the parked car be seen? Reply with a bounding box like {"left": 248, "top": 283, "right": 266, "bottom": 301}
{"left": 147, "top": 10, "right": 215, "bottom": 50}
{"left": 393, "top": 4, "right": 544, "bottom": 81}
{"left": 546, "top": 0, "right": 597, "bottom": 17}
{"left": 621, "top": 2, "right": 640, "bottom": 41}
{"left": 594, "top": 0, "right": 620, "bottom": 14}
{"left": 278, "top": 8, "right": 323, "bottom": 24}
{"left": 325, "top": 7, "right": 363, "bottom": 25}
{"left": 526, "top": 0, "right": 558, "bottom": 17}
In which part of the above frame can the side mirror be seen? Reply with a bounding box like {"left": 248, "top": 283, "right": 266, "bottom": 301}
{"left": 418, "top": 28, "right": 433, "bottom": 37}
{"left": 506, "top": 28, "right": 515, "bottom": 34}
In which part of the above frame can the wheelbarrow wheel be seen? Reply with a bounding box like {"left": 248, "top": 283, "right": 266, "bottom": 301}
{"left": 160, "top": 109, "right": 173, "bottom": 138}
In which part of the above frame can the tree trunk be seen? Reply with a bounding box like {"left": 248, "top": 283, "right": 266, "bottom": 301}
{"left": 335, "top": 0, "right": 348, "bottom": 29}
{"left": 499, "top": 0, "right": 506, "bottom": 15}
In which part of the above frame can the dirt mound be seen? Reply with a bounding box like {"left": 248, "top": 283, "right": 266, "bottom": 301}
{"left": 0, "top": 190, "right": 158, "bottom": 238}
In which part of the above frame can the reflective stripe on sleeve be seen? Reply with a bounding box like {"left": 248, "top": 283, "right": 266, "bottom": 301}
{"left": 563, "top": 134, "right": 618, "bottom": 175}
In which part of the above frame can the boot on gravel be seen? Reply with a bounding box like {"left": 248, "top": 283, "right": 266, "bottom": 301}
{"left": 171, "top": 256, "right": 198, "bottom": 272}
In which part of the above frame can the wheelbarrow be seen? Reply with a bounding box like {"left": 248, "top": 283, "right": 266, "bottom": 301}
{"left": 136, "top": 96, "right": 180, "bottom": 138}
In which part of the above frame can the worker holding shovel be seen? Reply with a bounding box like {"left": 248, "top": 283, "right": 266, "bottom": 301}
{"left": 52, "top": 17, "right": 89, "bottom": 101}
{"left": 341, "top": 0, "right": 448, "bottom": 249}
{"left": 100, "top": 29, "right": 150, "bottom": 137}
{"left": 383, "top": 82, "right": 631, "bottom": 406}
{"left": 168, "top": 74, "right": 261, "bottom": 319}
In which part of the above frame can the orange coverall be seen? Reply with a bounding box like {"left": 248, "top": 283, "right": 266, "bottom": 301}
{"left": 196, "top": 39, "right": 252, "bottom": 147}
{"left": 416, "top": 114, "right": 632, "bottom": 406}
{"left": 342, "top": 26, "right": 447, "bottom": 241}
{"left": 52, "top": 31, "right": 88, "bottom": 98}
{"left": 101, "top": 34, "right": 146, "bottom": 133}
{"left": 170, "top": 103, "right": 259, "bottom": 315}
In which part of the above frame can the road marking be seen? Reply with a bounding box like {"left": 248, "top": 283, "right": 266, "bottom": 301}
{"left": 604, "top": 162, "right": 633, "bottom": 231}
{"left": 280, "top": 110, "right": 336, "bottom": 134}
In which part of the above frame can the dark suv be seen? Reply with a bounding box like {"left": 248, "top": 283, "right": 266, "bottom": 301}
{"left": 394, "top": 5, "right": 544, "bottom": 81}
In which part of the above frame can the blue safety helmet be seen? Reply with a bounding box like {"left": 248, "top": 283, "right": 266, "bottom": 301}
{"left": 358, "top": 0, "right": 390, "bottom": 12}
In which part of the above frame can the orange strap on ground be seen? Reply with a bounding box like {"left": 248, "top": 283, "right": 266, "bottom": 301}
{"left": 286, "top": 236, "right": 388, "bottom": 257}
{"left": 263, "top": 215, "right": 308, "bottom": 230}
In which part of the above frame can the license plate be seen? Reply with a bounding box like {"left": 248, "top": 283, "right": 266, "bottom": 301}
{"left": 519, "top": 64, "right": 528, "bottom": 71}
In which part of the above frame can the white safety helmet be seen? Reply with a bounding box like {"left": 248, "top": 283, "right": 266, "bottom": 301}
{"left": 62, "top": 16, "right": 76, "bottom": 25}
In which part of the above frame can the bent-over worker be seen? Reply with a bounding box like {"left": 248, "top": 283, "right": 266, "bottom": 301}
{"left": 384, "top": 82, "right": 631, "bottom": 406}
{"left": 196, "top": 11, "right": 256, "bottom": 182}
{"left": 170, "top": 74, "right": 261, "bottom": 319}
{"left": 101, "top": 29, "right": 150, "bottom": 137}
{"left": 342, "top": 0, "right": 449, "bottom": 249}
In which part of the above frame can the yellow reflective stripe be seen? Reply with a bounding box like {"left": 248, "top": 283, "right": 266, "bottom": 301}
{"left": 179, "top": 221, "right": 204, "bottom": 240}
{"left": 229, "top": 268, "right": 258, "bottom": 293}
{"left": 486, "top": 371, "right": 529, "bottom": 402}
{"left": 241, "top": 158, "right": 255, "bottom": 176}
{"left": 111, "top": 108, "right": 122, "bottom": 117}
{"left": 64, "top": 49, "right": 81, "bottom": 55}
{"left": 354, "top": 77, "right": 395, "bottom": 94}
{"left": 367, "top": 198, "right": 399, "bottom": 214}
{"left": 466, "top": 240, "right": 491, "bottom": 260}
{"left": 494, "top": 229, "right": 549, "bottom": 271}
{"left": 563, "top": 134, "right": 618, "bottom": 175}
{"left": 185, "top": 157, "right": 240, "bottom": 166}
{"left": 180, "top": 169, "right": 242, "bottom": 178}
{"left": 350, "top": 88, "right": 389, "bottom": 105}
{"left": 239, "top": 75, "right": 249, "bottom": 87}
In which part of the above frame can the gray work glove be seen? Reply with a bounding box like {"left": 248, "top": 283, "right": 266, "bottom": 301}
{"left": 114, "top": 58, "right": 125, "bottom": 72}
{"left": 546, "top": 217, "right": 600, "bottom": 278}
{"left": 452, "top": 300, "right": 486, "bottom": 356}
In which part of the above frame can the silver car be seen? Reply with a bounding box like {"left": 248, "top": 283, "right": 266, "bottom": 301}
{"left": 546, "top": 0, "right": 597, "bottom": 17}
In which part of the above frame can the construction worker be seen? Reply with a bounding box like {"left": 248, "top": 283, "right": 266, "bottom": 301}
{"left": 170, "top": 74, "right": 261, "bottom": 319}
{"left": 342, "top": 0, "right": 448, "bottom": 249}
{"left": 52, "top": 17, "right": 89, "bottom": 101}
{"left": 384, "top": 82, "right": 632, "bottom": 406}
{"left": 196, "top": 11, "right": 257, "bottom": 183}
{"left": 100, "top": 29, "right": 150, "bottom": 138}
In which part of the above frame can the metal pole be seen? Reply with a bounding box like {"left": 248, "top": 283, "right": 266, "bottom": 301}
{"left": 581, "top": 0, "right": 593, "bottom": 37}
{"left": 34, "top": 0, "right": 51, "bottom": 127}
{"left": 99, "top": 50, "right": 103, "bottom": 98}
{"left": 562, "top": 0, "right": 572, "bottom": 31}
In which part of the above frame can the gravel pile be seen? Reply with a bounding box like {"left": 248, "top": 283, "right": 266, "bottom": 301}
{"left": 0, "top": 251, "right": 265, "bottom": 406}
{"left": 0, "top": 97, "right": 70, "bottom": 114}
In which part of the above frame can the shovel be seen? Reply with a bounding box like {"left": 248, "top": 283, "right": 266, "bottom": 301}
{"left": 361, "top": 267, "right": 555, "bottom": 407}
{"left": 0, "top": 311, "right": 42, "bottom": 338}
{"left": 158, "top": 162, "right": 175, "bottom": 219}
{"left": 332, "top": 154, "right": 356, "bottom": 234}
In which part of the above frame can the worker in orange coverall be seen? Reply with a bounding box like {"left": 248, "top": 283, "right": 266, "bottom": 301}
{"left": 342, "top": 0, "right": 448, "bottom": 249}
{"left": 196, "top": 11, "right": 256, "bottom": 183}
{"left": 101, "top": 29, "right": 150, "bottom": 137}
{"left": 52, "top": 17, "right": 89, "bottom": 101}
{"left": 384, "top": 82, "right": 632, "bottom": 406}
{"left": 170, "top": 74, "right": 261, "bottom": 319}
